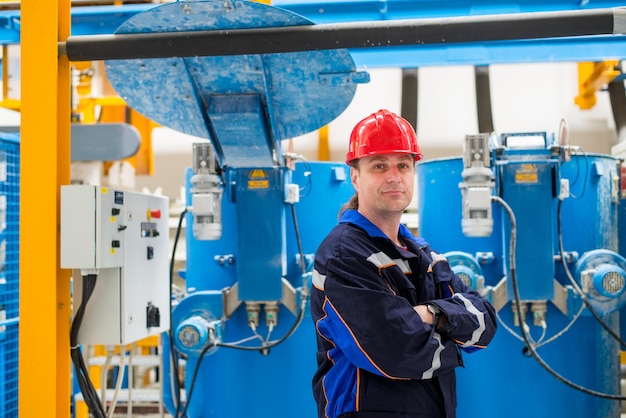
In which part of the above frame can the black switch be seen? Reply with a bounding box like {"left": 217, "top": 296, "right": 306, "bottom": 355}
{"left": 147, "top": 246, "right": 154, "bottom": 260}
{"left": 146, "top": 303, "right": 160, "bottom": 328}
{"left": 111, "top": 240, "right": 121, "bottom": 248}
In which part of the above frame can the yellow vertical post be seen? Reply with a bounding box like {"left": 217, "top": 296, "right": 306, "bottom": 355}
{"left": 318, "top": 125, "right": 330, "bottom": 161}
{"left": 20, "top": 1, "right": 71, "bottom": 418}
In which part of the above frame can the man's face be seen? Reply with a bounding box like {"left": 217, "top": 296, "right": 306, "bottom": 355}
{"left": 351, "top": 153, "right": 415, "bottom": 216}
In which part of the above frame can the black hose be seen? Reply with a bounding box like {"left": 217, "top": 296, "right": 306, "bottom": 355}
{"left": 556, "top": 199, "right": 626, "bottom": 348}
{"left": 214, "top": 203, "right": 308, "bottom": 352}
{"left": 70, "top": 273, "right": 108, "bottom": 418}
{"left": 168, "top": 207, "right": 188, "bottom": 416}
{"left": 174, "top": 181, "right": 310, "bottom": 416}
{"left": 177, "top": 342, "right": 214, "bottom": 418}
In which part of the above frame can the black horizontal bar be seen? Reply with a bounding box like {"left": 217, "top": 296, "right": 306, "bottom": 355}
{"left": 61, "top": 7, "right": 626, "bottom": 62}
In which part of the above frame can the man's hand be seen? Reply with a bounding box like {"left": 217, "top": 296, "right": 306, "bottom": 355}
{"left": 414, "top": 304, "right": 434, "bottom": 324}
{"left": 414, "top": 304, "right": 447, "bottom": 330}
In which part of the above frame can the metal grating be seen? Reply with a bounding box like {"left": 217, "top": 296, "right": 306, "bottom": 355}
{"left": 0, "top": 133, "right": 19, "bottom": 418}
{"left": 602, "top": 270, "right": 625, "bottom": 295}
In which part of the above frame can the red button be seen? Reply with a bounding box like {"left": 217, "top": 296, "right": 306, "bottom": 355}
{"left": 150, "top": 209, "right": 161, "bottom": 219}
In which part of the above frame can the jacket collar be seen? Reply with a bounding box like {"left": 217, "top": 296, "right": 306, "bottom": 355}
{"left": 339, "top": 209, "right": 428, "bottom": 247}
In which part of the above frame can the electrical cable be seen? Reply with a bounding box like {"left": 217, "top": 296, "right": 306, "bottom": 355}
{"left": 299, "top": 159, "right": 313, "bottom": 199}
{"left": 101, "top": 347, "right": 113, "bottom": 410}
{"left": 70, "top": 273, "right": 108, "bottom": 418}
{"left": 566, "top": 148, "right": 589, "bottom": 199}
{"left": 71, "top": 274, "right": 106, "bottom": 418}
{"left": 534, "top": 320, "right": 547, "bottom": 345}
{"left": 215, "top": 202, "right": 309, "bottom": 352}
{"left": 168, "top": 207, "right": 187, "bottom": 417}
{"left": 291, "top": 202, "right": 309, "bottom": 278}
{"left": 224, "top": 334, "right": 264, "bottom": 346}
{"left": 265, "top": 322, "right": 274, "bottom": 342}
{"left": 125, "top": 342, "right": 136, "bottom": 418}
{"left": 493, "top": 195, "right": 626, "bottom": 400}
{"left": 172, "top": 168, "right": 312, "bottom": 414}
{"left": 556, "top": 198, "right": 626, "bottom": 349}
{"left": 215, "top": 306, "right": 305, "bottom": 351}
{"left": 495, "top": 303, "right": 585, "bottom": 348}
{"left": 551, "top": 148, "right": 626, "bottom": 349}
{"left": 557, "top": 147, "right": 626, "bottom": 347}
{"left": 176, "top": 342, "right": 214, "bottom": 418}
{"left": 535, "top": 303, "right": 584, "bottom": 348}
{"left": 107, "top": 345, "right": 128, "bottom": 418}
{"left": 172, "top": 202, "right": 310, "bottom": 414}
{"left": 283, "top": 152, "right": 313, "bottom": 198}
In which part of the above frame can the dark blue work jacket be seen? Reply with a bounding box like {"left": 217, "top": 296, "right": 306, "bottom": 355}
{"left": 311, "top": 210, "right": 497, "bottom": 418}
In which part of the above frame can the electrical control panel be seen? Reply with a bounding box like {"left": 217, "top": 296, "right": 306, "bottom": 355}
{"left": 61, "top": 185, "right": 170, "bottom": 345}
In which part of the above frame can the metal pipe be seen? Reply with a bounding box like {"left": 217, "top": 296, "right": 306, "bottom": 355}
{"left": 60, "top": 7, "right": 626, "bottom": 62}
{"left": 400, "top": 68, "right": 418, "bottom": 131}
{"left": 475, "top": 65, "right": 494, "bottom": 134}
{"left": 608, "top": 77, "right": 626, "bottom": 142}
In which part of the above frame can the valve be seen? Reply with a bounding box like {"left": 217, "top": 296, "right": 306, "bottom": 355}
{"left": 511, "top": 301, "right": 528, "bottom": 327}
{"left": 264, "top": 302, "right": 280, "bottom": 330}
{"left": 530, "top": 301, "right": 547, "bottom": 327}
{"left": 174, "top": 316, "right": 222, "bottom": 356}
{"left": 246, "top": 302, "right": 261, "bottom": 330}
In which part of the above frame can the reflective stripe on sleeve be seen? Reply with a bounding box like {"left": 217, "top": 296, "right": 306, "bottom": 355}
{"left": 313, "top": 269, "right": 326, "bottom": 290}
{"left": 453, "top": 293, "right": 486, "bottom": 347}
{"left": 366, "top": 251, "right": 412, "bottom": 274}
{"left": 421, "top": 332, "right": 444, "bottom": 379}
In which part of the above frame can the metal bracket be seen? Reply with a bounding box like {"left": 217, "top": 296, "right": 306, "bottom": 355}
{"left": 488, "top": 276, "right": 508, "bottom": 312}
{"left": 282, "top": 278, "right": 298, "bottom": 316}
{"left": 222, "top": 282, "right": 241, "bottom": 319}
{"left": 552, "top": 279, "right": 569, "bottom": 316}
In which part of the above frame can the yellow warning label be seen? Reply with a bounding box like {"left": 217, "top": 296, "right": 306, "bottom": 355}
{"left": 515, "top": 164, "right": 538, "bottom": 184}
{"left": 248, "top": 169, "right": 269, "bottom": 189}
{"left": 248, "top": 180, "right": 270, "bottom": 189}
{"left": 515, "top": 173, "right": 538, "bottom": 183}
{"left": 249, "top": 169, "right": 267, "bottom": 179}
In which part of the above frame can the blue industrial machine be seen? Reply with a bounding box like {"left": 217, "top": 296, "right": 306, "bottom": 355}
{"left": 418, "top": 131, "right": 626, "bottom": 417}
{"left": 103, "top": 1, "right": 363, "bottom": 417}
{"left": 162, "top": 159, "right": 354, "bottom": 417}
{"left": 91, "top": 0, "right": 626, "bottom": 416}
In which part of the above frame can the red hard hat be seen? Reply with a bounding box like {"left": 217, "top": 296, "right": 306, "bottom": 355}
{"left": 346, "top": 109, "right": 423, "bottom": 164}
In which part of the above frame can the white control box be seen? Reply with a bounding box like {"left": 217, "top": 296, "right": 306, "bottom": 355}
{"left": 61, "top": 185, "right": 170, "bottom": 345}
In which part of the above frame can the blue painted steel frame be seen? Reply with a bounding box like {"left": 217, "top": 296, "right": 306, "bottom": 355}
{"left": 5, "top": 1, "right": 626, "bottom": 66}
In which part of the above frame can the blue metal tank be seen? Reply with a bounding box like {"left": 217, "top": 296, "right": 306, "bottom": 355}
{"left": 559, "top": 153, "right": 620, "bottom": 254}
{"left": 167, "top": 161, "right": 354, "bottom": 418}
{"left": 417, "top": 157, "right": 504, "bottom": 286}
{"left": 417, "top": 151, "right": 622, "bottom": 418}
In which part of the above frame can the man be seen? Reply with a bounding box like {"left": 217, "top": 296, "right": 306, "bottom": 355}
{"left": 311, "top": 109, "right": 497, "bottom": 418}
